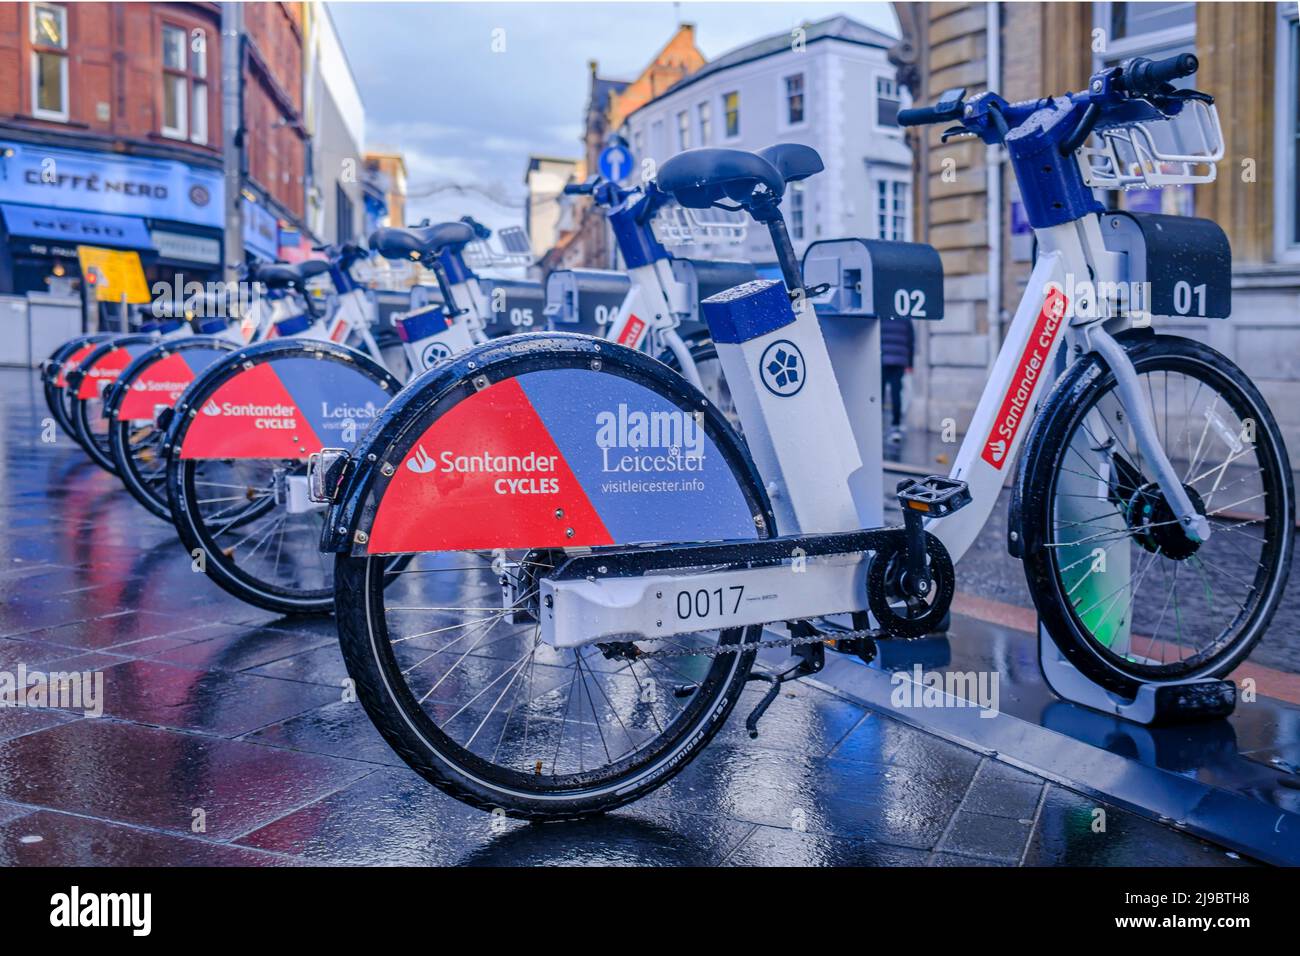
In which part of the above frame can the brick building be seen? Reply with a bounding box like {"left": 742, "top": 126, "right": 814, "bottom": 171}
{"left": 0, "top": 1, "right": 310, "bottom": 294}
{"left": 540, "top": 25, "right": 706, "bottom": 271}
{"left": 892, "top": 1, "right": 1300, "bottom": 451}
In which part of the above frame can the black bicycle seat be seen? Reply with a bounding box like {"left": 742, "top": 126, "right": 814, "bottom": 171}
{"left": 251, "top": 260, "right": 330, "bottom": 288}
{"left": 657, "top": 147, "right": 787, "bottom": 209}
{"left": 369, "top": 221, "right": 476, "bottom": 261}
{"left": 757, "top": 143, "right": 824, "bottom": 183}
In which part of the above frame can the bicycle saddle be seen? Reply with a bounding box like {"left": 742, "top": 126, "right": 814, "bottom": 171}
{"left": 657, "top": 147, "right": 787, "bottom": 209}
{"left": 369, "top": 221, "right": 476, "bottom": 261}
{"left": 252, "top": 260, "right": 330, "bottom": 288}
{"left": 757, "top": 143, "right": 824, "bottom": 183}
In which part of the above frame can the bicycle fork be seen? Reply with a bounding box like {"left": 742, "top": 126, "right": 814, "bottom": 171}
{"left": 1087, "top": 325, "right": 1212, "bottom": 543}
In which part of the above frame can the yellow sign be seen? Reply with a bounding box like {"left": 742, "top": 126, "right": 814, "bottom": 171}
{"left": 76, "top": 245, "right": 151, "bottom": 303}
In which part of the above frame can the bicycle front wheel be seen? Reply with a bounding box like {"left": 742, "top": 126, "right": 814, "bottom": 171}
{"left": 1020, "top": 332, "right": 1294, "bottom": 696}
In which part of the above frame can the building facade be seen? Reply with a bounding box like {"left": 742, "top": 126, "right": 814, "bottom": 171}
{"left": 303, "top": 1, "right": 364, "bottom": 249}
{"left": 620, "top": 15, "right": 912, "bottom": 268}
{"left": 0, "top": 0, "right": 323, "bottom": 297}
{"left": 363, "top": 151, "right": 406, "bottom": 229}
{"left": 895, "top": 1, "right": 1300, "bottom": 451}
{"left": 543, "top": 27, "right": 707, "bottom": 271}
{"left": 0, "top": 1, "right": 227, "bottom": 294}
{"left": 236, "top": 0, "right": 309, "bottom": 263}
{"left": 524, "top": 154, "right": 579, "bottom": 260}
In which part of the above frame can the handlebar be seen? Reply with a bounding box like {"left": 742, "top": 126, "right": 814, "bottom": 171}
{"left": 1119, "top": 53, "right": 1198, "bottom": 96}
{"left": 898, "top": 88, "right": 966, "bottom": 128}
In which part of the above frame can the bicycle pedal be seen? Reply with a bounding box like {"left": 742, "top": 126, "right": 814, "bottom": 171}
{"left": 895, "top": 475, "right": 971, "bottom": 518}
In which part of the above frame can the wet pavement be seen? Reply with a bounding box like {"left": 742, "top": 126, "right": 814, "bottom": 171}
{"left": 0, "top": 367, "right": 1257, "bottom": 865}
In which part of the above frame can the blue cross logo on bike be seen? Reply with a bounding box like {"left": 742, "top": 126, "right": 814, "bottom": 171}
{"left": 759, "top": 339, "right": 805, "bottom": 397}
{"left": 422, "top": 341, "right": 453, "bottom": 367}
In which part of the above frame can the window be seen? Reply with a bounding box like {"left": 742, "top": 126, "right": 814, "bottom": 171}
{"left": 722, "top": 91, "right": 740, "bottom": 138}
{"left": 651, "top": 119, "right": 665, "bottom": 156}
{"left": 787, "top": 183, "right": 806, "bottom": 240}
{"left": 697, "top": 101, "right": 711, "bottom": 144}
{"left": 876, "top": 75, "right": 901, "bottom": 129}
{"left": 876, "top": 180, "right": 908, "bottom": 241}
{"left": 784, "top": 74, "right": 805, "bottom": 125}
{"left": 30, "top": 4, "right": 68, "bottom": 121}
{"left": 162, "top": 24, "right": 208, "bottom": 143}
{"left": 1281, "top": 7, "right": 1300, "bottom": 256}
{"left": 1109, "top": 1, "right": 1194, "bottom": 42}
{"left": 336, "top": 184, "right": 355, "bottom": 244}
{"left": 676, "top": 110, "right": 690, "bottom": 150}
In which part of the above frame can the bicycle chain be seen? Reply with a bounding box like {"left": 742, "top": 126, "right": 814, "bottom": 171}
{"left": 619, "top": 626, "right": 884, "bottom": 659}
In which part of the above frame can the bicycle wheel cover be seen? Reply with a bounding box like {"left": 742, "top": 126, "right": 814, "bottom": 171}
{"left": 164, "top": 339, "right": 401, "bottom": 614}
{"left": 106, "top": 336, "right": 238, "bottom": 520}
{"left": 327, "top": 333, "right": 775, "bottom": 819}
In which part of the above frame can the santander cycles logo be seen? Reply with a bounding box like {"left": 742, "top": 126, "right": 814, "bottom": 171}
{"left": 406, "top": 444, "right": 438, "bottom": 474}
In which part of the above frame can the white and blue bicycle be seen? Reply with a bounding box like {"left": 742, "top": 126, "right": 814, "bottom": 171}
{"left": 315, "top": 53, "right": 1292, "bottom": 819}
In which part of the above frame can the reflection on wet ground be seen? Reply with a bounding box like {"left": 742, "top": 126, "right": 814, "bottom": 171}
{"left": 0, "top": 369, "right": 1249, "bottom": 865}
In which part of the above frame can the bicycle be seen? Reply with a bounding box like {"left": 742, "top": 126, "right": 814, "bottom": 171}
{"left": 103, "top": 251, "right": 383, "bottom": 518}
{"left": 156, "top": 221, "right": 537, "bottom": 612}
{"left": 325, "top": 56, "right": 1291, "bottom": 821}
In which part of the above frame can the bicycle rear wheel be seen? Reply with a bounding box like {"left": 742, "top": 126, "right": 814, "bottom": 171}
{"left": 331, "top": 334, "right": 773, "bottom": 818}
{"left": 1020, "top": 333, "right": 1294, "bottom": 696}
{"left": 165, "top": 340, "right": 400, "bottom": 614}
{"left": 108, "top": 337, "right": 238, "bottom": 519}
{"left": 43, "top": 334, "right": 114, "bottom": 446}
{"left": 69, "top": 334, "right": 159, "bottom": 475}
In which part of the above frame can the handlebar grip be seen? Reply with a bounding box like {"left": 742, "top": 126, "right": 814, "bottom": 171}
{"left": 563, "top": 182, "right": 594, "bottom": 195}
{"left": 1123, "top": 53, "right": 1198, "bottom": 95}
{"left": 897, "top": 105, "right": 939, "bottom": 128}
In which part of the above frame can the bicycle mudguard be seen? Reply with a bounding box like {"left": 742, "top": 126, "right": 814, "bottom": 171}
{"left": 71, "top": 335, "right": 161, "bottom": 400}
{"left": 166, "top": 340, "right": 401, "bottom": 460}
{"left": 322, "top": 333, "right": 772, "bottom": 556}
{"left": 52, "top": 334, "right": 116, "bottom": 388}
{"left": 104, "top": 336, "right": 238, "bottom": 422}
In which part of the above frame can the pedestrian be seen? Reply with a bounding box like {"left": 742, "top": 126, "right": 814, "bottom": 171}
{"left": 880, "top": 315, "right": 913, "bottom": 444}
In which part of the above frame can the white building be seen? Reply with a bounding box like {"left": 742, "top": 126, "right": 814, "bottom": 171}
{"left": 304, "top": 2, "right": 366, "bottom": 244}
{"left": 620, "top": 15, "right": 912, "bottom": 268}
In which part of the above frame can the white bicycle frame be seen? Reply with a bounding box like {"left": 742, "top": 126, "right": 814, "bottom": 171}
{"left": 602, "top": 260, "right": 705, "bottom": 390}
{"left": 541, "top": 213, "right": 1211, "bottom": 651}
{"left": 397, "top": 273, "right": 491, "bottom": 375}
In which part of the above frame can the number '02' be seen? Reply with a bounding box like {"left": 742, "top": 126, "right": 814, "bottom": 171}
{"left": 894, "top": 288, "right": 926, "bottom": 317}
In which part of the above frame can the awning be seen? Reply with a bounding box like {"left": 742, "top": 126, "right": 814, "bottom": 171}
{"left": 0, "top": 204, "right": 154, "bottom": 250}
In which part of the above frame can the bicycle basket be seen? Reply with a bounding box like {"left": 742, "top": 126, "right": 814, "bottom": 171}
{"left": 1077, "top": 98, "right": 1223, "bottom": 190}
{"left": 650, "top": 203, "right": 748, "bottom": 247}
{"left": 462, "top": 226, "right": 534, "bottom": 268}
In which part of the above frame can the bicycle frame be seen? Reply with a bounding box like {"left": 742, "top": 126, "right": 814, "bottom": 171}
{"left": 542, "top": 197, "right": 1211, "bottom": 653}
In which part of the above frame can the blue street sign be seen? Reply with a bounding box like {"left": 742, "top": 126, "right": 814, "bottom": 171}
{"left": 598, "top": 144, "right": 634, "bottom": 183}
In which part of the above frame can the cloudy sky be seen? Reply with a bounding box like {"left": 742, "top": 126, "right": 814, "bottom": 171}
{"left": 328, "top": 1, "right": 897, "bottom": 229}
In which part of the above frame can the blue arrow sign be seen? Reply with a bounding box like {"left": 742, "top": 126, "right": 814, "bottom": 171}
{"left": 598, "top": 144, "right": 634, "bottom": 183}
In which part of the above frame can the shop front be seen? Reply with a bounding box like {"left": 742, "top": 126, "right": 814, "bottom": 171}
{"left": 0, "top": 141, "right": 225, "bottom": 303}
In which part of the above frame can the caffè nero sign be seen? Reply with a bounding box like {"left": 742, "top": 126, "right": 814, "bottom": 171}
{"left": 0, "top": 141, "right": 224, "bottom": 229}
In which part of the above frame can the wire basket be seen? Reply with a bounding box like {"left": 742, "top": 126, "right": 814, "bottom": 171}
{"left": 1077, "top": 99, "right": 1224, "bottom": 190}
{"left": 650, "top": 203, "right": 749, "bottom": 247}
{"left": 462, "top": 226, "right": 534, "bottom": 268}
